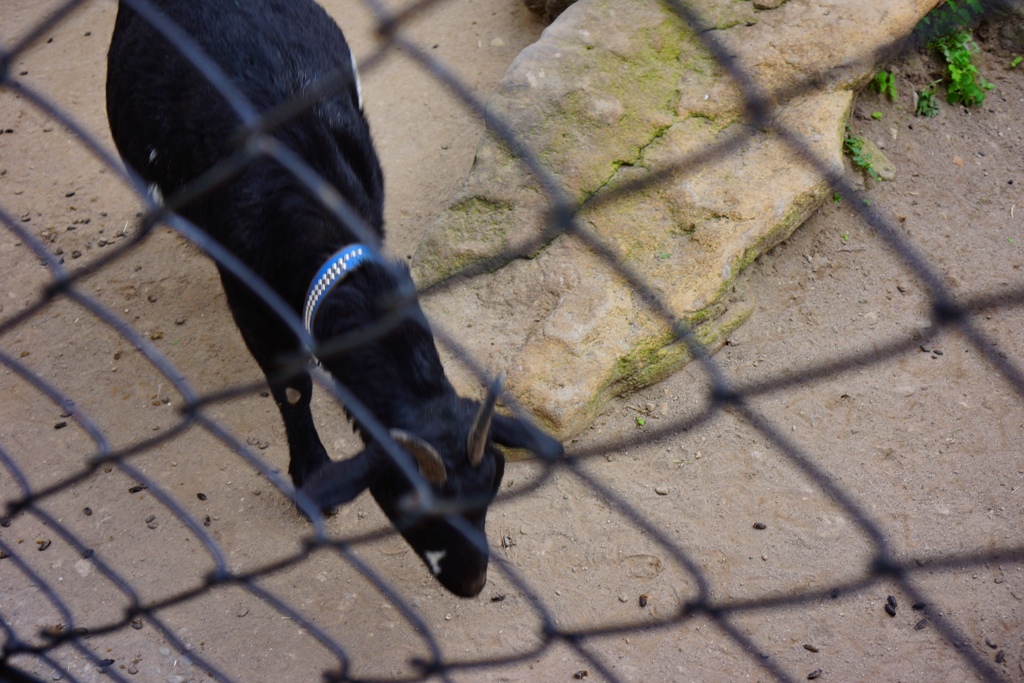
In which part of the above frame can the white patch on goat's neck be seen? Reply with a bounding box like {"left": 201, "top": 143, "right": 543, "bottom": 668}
{"left": 349, "top": 51, "right": 363, "bottom": 112}
{"left": 424, "top": 549, "right": 446, "bottom": 576}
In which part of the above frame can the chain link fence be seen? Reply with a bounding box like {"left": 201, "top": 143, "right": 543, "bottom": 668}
{"left": 2, "top": 0, "right": 1023, "bottom": 681}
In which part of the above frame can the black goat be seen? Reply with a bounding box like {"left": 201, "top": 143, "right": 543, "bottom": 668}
{"left": 106, "top": 0, "right": 562, "bottom": 597}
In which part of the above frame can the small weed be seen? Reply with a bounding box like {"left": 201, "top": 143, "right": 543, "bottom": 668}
{"left": 873, "top": 70, "right": 897, "bottom": 101}
{"left": 841, "top": 232, "right": 850, "bottom": 243}
{"left": 930, "top": 29, "right": 993, "bottom": 106}
{"left": 635, "top": 416, "right": 646, "bottom": 427}
{"left": 871, "top": 111, "right": 884, "bottom": 120}
{"left": 916, "top": 1, "right": 992, "bottom": 107}
{"left": 657, "top": 253, "right": 671, "bottom": 259}
{"left": 843, "top": 128, "right": 880, "bottom": 181}
{"left": 832, "top": 192, "right": 842, "bottom": 204}
{"left": 916, "top": 85, "right": 940, "bottom": 117}
{"left": 1012, "top": 56, "right": 1022, "bottom": 68}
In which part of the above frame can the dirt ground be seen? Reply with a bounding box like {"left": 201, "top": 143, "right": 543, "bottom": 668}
{"left": 1, "top": 1, "right": 1023, "bottom": 682}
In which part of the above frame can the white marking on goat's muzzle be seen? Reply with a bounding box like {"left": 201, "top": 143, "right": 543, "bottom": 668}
{"left": 424, "top": 549, "right": 447, "bottom": 576}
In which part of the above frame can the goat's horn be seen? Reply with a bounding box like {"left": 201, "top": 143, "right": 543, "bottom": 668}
{"left": 390, "top": 429, "right": 446, "bottom": 484}
{"left": 467, "top": 373, "right": 504, "bottom": 468}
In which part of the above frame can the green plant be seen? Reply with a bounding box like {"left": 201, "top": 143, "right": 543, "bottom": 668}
{"left": 1012, "top": 56, "right": 1022, "bottom": 68}
{"left": 930, "top": 29, "right": 993, "bottom": 106}
{"left": 871, "top": 111, "right": 884, "bottom": 120}
{"left": 635, "top": 416, "right": 646, "bottom": 427}
{"left": 916, "top": 85, "right": 939, "bottom": 116}
{"left": 843, "top": 129, "right": 880, "bottom": 181}
{"left": 873, "top": 70, "right": 897, "bottom": 101}
{"left": 832, "top": 192, "right": 842, "bottom": 203}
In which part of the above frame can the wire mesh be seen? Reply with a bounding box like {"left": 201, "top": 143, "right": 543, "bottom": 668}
{"left": 2, "top": 0, "right": 1023, "bottom": 681}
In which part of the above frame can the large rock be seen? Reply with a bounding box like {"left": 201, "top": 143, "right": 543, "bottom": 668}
{"left": 414, "top": 0, "right": 942, "bottom": 441}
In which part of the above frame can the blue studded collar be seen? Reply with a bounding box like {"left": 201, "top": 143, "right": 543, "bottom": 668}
{"left": 303, "top": 244, "right": 377, "bottom": 334}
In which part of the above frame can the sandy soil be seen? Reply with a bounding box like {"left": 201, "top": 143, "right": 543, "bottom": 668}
{"left": 1, "top": 1, "right": 1022, "bottom": 682}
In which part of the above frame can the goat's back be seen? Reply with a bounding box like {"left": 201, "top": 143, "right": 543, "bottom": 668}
{"left": 106, "top": 0, "right": 384, "bottom": 281}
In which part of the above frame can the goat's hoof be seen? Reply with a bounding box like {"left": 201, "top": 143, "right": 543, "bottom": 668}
{"left": 294, "top": 499, "right": 337, "bottom": 521}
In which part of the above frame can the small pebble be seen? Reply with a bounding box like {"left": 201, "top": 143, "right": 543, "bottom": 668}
{"left": 131, "top": 618, "right": 143, "bottom": 630}
{"left": 654, "top": 485, "right": 669, "bottom": 495}
{"left": 753, "top": 522, "right": 767, "bottom": 530}
{"left": 886, "top": 595, "right": 897, "bottom": 609}
{"left": 914, "top": 618, "right": 927, "bottom": 630}
{"left": 83, "top": 507, "right": 92, "bottom": 516}
{"left": 128, "top": 485, "right": 147, "bottom": 494}
{"left": 81, "top": 549, "right": 94, "bottom": 559}
{"left": 38, "top": 539, "right": 51, "bottom": 551}
{"left": 127, "top": 665, "right": 139, "bottom": 675}
{"left": 236, "top": 607, "right": 249, "bottom": 618}
{"left": 986, "top": 638, "right": 998, "bottom": 649}
{"left": 638, "top": 594, "right": 648, "bottom": 608}
{"left": 808, "top": 669, "right": 822, "bottom": 680}
{"left": 995, "top": 650, "right": 1005, "bottom": 664}
{"left": 911, "top": 601, "right": 926, "bottom": 611}
{"left": 803, "top": 643, "right": 819, "bottom": 653}
{"left": 197, "top": 492, "right": 207, "bottom": 501}
{"left": 54, "top": 421, "right": 67, "bottom": 430}
{"left": 884, "top": 602, "right": 896, "bottom": 617}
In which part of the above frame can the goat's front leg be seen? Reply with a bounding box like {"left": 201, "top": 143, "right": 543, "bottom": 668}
{"left": 218, "top": 272, "right": 331, "bottom": 489}
{"left": 267, "top": 372, "right": 331, "bottom": 488}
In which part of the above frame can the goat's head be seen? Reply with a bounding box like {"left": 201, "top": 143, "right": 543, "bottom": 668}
{"left": 298, "top": 377, "right": 561, "bottom": 597}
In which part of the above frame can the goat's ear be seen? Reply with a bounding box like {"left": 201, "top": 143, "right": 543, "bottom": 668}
{"left": 298, "top": 451, "right": 380, "bottom": 510}
{"left": 491, "top": 414, "right": 564, "bottom": 461}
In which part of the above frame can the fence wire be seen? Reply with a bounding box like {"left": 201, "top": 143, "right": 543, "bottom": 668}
{"left": 1, "top": 0, "right": 1023, "bottom": 682}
